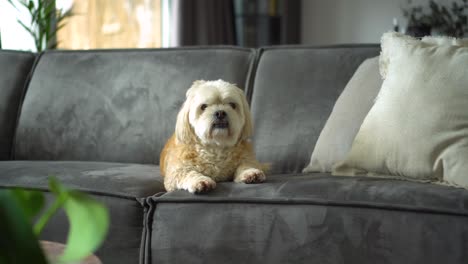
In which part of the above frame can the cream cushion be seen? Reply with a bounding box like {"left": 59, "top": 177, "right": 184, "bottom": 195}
{"left": 333, "top": 32, "right": 468, "bottom": 188}
{"left": 303, "top": 57, "right": 382, "bottom": 173}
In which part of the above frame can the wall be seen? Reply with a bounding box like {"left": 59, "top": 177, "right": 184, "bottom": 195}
{"left": 301, "top": 0, "right": 428, "bottom": 45}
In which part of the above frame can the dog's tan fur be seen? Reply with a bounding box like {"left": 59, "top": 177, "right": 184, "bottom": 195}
{"left": 160, "top": 80, "right": 266, "bottom": 193}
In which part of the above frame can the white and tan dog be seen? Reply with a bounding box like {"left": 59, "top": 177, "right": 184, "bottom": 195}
{"left": 160, "top": 80, "right": 266, "bottom": 193}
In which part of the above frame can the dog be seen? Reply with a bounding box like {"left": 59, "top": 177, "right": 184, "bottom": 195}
{"left": 160, "top": 80, "right": 266, "bottom": 193}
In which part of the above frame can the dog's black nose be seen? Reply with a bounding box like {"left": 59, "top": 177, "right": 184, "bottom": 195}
{"left": 214, "top": 110, "right": 227, "bottom": 120}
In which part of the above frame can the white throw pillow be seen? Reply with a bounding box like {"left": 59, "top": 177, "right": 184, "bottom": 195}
{"left": 303, "top": 56, "right": 382, "bottom": 173}
{"left": 333, "top": 32, "right": 468, "bottom": 188}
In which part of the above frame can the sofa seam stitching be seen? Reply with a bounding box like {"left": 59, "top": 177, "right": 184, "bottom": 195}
{"left": 146, "top": 199, "right": 468, "bottom": 218}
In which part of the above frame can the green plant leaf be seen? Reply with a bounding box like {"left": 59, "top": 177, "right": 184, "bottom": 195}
{"left": 59, "top": 191, "right": 109, "bottom": 262}
{"left": 33, "top": 187, "right": 67, "bottom": 236}
{"left": 49, "top": 176, "right": 66, "bottom": 195}
{"left": 44, "top": 0, "right": 56, "bottom": 17}
{"left": 0, "top": 190, "right": 48, "bottom": 264}
{"left": 9, "top": 0, "right": 73, "bottom": 51}
{"left": 36, "top": 0, "right": 43, "bottom": 14}
{"left": 10, "top": 188, "right": 45, "bottom": 223}
{"left": 17, "top": 19, "right": 37, "bottom": 40}
{"left": 6, "top": 0, "right": 20, "bottom": 11}
{"left": 28, "top": 0, "right": 35, "bottom": 11}
{"left": 48, "top": 178, "right": 109, "bottom": 263}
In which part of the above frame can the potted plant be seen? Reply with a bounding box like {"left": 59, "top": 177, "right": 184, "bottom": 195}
{"left": 0, "top": 178, "right": 109, "bottom": 264}
{"left": 402, "top": 0, "right": 468, "bottom": 38}
{"left": 6, "top": 0, "right": 72, "bottom": 52}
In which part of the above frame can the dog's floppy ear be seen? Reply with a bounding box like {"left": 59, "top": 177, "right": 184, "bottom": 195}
{"left": 175, "top": 101, "right": 192, "bottom": 144}
{"left": 175, "top": 86, "right": 197, "bottom": 144}
{"left": 238, "top": 89, "right": 254, "bottom": 140}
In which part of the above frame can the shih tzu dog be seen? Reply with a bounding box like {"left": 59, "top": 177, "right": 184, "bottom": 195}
{"left": 160, "top": 80, "right": 266, "bottom": 193}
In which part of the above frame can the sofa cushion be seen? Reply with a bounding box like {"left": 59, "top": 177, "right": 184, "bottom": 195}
{"left": 249, "top": 45, "right": 380, "bottom": 174}
{"left": 0, "top": 51, "right": 36, "bottom": 160}
{"left": 333, "top": 33, "right": 468, "bottom": 188}
{"left": 141, "top": 173, "right": 468, "bottom": 264}
{"left": 0, "top": 160, "right": 164, "bottom": 263}
{"left": 0, "top": 160, "right": 164, "bottom": 197}
{"left": 13, "top": 48, "right": 254, "bottom": 163}
{"left": 303, "top": 56, "right": 382, "bottom": 173}
{"left": 146, "top": 173, "right": 468, "bottom": 214}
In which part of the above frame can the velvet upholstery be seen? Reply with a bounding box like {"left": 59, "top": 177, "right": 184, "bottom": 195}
{"left": 1, "top": 46, "right": 467, "bottom": 264}
{"left": 0, "top": 51, "right": 36, "bottom": 160}
{"left": 13, "top": 48, "right": 254, "bottom": 163}
{"left": 249, "top": 45, "right": 380, "bottom": 174}
{"left": 0, "top": 161, "right": 164, "bottom": 197}
{"left": 0, "top": 160, "right": 164, "bottom": 263}
{"left": 141, "top": 173, "right": 468, "bottom": 264}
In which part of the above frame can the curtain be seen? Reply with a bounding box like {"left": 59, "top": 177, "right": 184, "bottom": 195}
{"left": 162, "top": 0, "right": 300, "bottom": 47}
{"left": 170, "top": 0, "right": 236, "bottom": 46}
{"left": 280, "top": 0, "right": 300, "bottom": 44}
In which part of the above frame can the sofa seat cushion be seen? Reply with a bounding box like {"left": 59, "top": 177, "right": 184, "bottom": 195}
{"left": 0, "top": 160, "right": 164, "bottom": 263}
{"left": 150, "top": 173, "right": 468, "bottom": 215}
{"left": 0, "top": 160, "right": 164, "bottom": 198}
{"left": 140, "top": 173, "right": 468, "bottom": 264}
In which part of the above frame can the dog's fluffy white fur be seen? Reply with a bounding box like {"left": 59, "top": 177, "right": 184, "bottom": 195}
{"left": 160, "top": 80, "right": 266, "bottom": 193}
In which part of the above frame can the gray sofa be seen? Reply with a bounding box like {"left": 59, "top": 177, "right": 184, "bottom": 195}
{"left": 1, "top": 46, "right": 467, "bottom": 264}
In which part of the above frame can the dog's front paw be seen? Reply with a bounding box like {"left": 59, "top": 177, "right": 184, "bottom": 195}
{"left": 236, "top": 168, "right": 266, "bottom": 184}
{"left": 185, "top": 176, "right": 216, "bottom": 194}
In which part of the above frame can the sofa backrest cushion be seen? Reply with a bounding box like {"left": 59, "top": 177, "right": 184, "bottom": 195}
{"left": 250, "top": 45, "right": 380, "bottom": 174}
{"left": 13, "top": 48, "right": 254, "bottom": 164}
{"left": 0, "top": 51, "right": 36, "bottom": 160}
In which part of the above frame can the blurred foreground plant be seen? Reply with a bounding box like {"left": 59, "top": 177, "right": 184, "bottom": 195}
{"left": 0, "top": 177, "right": 109, "bottom": 264}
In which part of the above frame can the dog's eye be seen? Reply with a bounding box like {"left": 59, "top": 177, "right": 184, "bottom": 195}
{"left": 229, "top": 103, "right": 236, "bottom": 109}
{"left": 200, "top": 104, "right": 208, "bottom": 111}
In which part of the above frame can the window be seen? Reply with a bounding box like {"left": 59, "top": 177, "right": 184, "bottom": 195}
{"left": 57, "top": 0, "right": 162, "bottom": 49}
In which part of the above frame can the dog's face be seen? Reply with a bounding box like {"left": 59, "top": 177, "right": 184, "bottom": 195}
{"left": 175, "top": 80, "right": 253, "bottom": 147}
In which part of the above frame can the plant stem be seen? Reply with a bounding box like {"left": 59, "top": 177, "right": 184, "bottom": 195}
{"left": 34, "top": 193, "right": 67, "bottom": 236}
